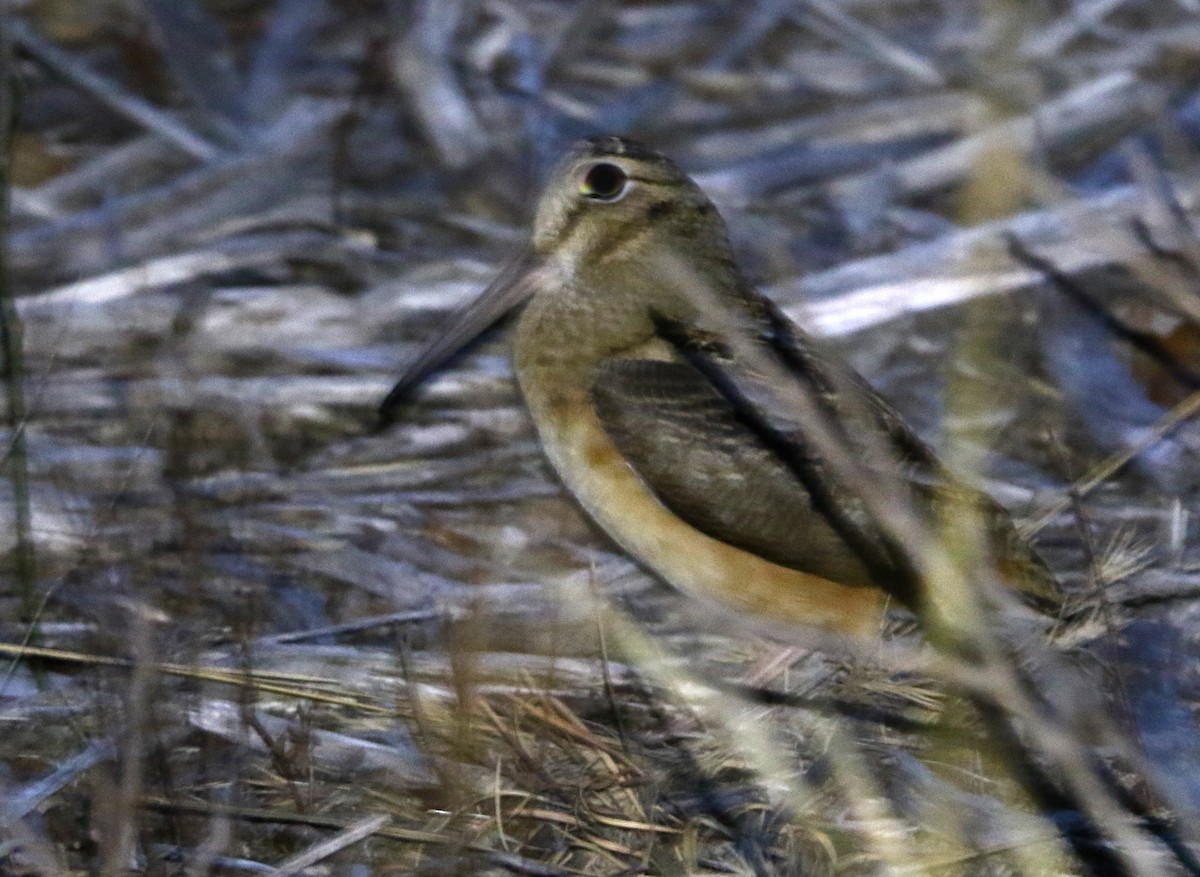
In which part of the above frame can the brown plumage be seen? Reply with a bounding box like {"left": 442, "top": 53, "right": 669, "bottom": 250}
{"left": 381, "top": 135, "right": 1058, "bottom": 640}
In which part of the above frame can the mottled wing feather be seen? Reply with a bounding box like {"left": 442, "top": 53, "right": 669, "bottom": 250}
{"left": 650, "top": 297, "right": 1060, "bottom": 607}
{"left": 754, "top": 300, "right": 1060, "bottom": 604}
{"left": 590, "top": 358, "right": 880, "bottom": 591}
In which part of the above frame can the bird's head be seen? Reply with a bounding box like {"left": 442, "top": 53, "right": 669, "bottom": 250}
{"left": 530, "top": 136, "right": 735, "bottom": 278}
{"left": 379, "top": 136, "right": 736, "bottom": 420}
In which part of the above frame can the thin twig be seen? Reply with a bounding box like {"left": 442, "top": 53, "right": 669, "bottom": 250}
{"left": 793, "top": 0, "right": 943, "bottom": 86}
{"left": 266, "top": 813, "right": 391, "bottom": 877}
{"left": 0, "top": 6, "right": 38, "bottom": 645}
{"left": 141, "top": 797, "right": 579, "bottom": 876}
{"left": 9, "top": 18, "right": 220, "bottom": 161}
{"left": 1027, "top": 391, "right": 1200, "bottom": 536}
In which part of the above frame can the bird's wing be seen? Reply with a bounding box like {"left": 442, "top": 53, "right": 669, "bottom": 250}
{"left": 590, "top": 355, "right": 905, "bottom": 603}
{"left": 737, "top": 297, "right": 1060, "bottom": 607}
{"left": 590, "top": 293, "right": 1057, "bottom": 611}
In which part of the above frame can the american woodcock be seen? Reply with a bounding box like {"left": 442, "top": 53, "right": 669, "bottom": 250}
{"left": 380, "top": 136, "right": 1058, "bottom": 641}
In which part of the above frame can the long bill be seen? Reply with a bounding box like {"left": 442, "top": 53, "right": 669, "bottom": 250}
{"left": 378, "top": 248, "right": 544, "bottom": 424}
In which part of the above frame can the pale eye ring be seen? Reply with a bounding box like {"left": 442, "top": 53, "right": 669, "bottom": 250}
{"left": 579, "top": 162, "right": 629, "bottom": 201}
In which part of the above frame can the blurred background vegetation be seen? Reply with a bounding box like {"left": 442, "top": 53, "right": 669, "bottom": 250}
{"left": 3, "top": 0, "right": 1200, "bottom": 874}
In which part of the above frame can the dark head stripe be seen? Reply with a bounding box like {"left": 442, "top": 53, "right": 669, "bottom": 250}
{"left": 582, "top": 135, "right": 664, "bottom": 162}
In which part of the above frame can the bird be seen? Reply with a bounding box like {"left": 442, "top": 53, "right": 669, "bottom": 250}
{"left": 379, "top": 135, "right": 1059, "bottom": 643}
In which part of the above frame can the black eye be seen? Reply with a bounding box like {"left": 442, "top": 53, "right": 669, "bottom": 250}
{"left": 579, "top": 163, "right": 628, "bottom": 201}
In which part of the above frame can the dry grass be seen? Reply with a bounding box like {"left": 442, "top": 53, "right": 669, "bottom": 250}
{"left": 3, "top": 0, "right": 1200, "bottom": 874}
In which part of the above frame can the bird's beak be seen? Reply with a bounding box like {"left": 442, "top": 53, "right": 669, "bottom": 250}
{"left": 378, "top": 248, "right": 544, "bottom": 424}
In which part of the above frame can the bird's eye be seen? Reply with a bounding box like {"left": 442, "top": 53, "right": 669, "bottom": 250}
{"left": 579, "top": 163, "right": 629, "bottom": 201}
